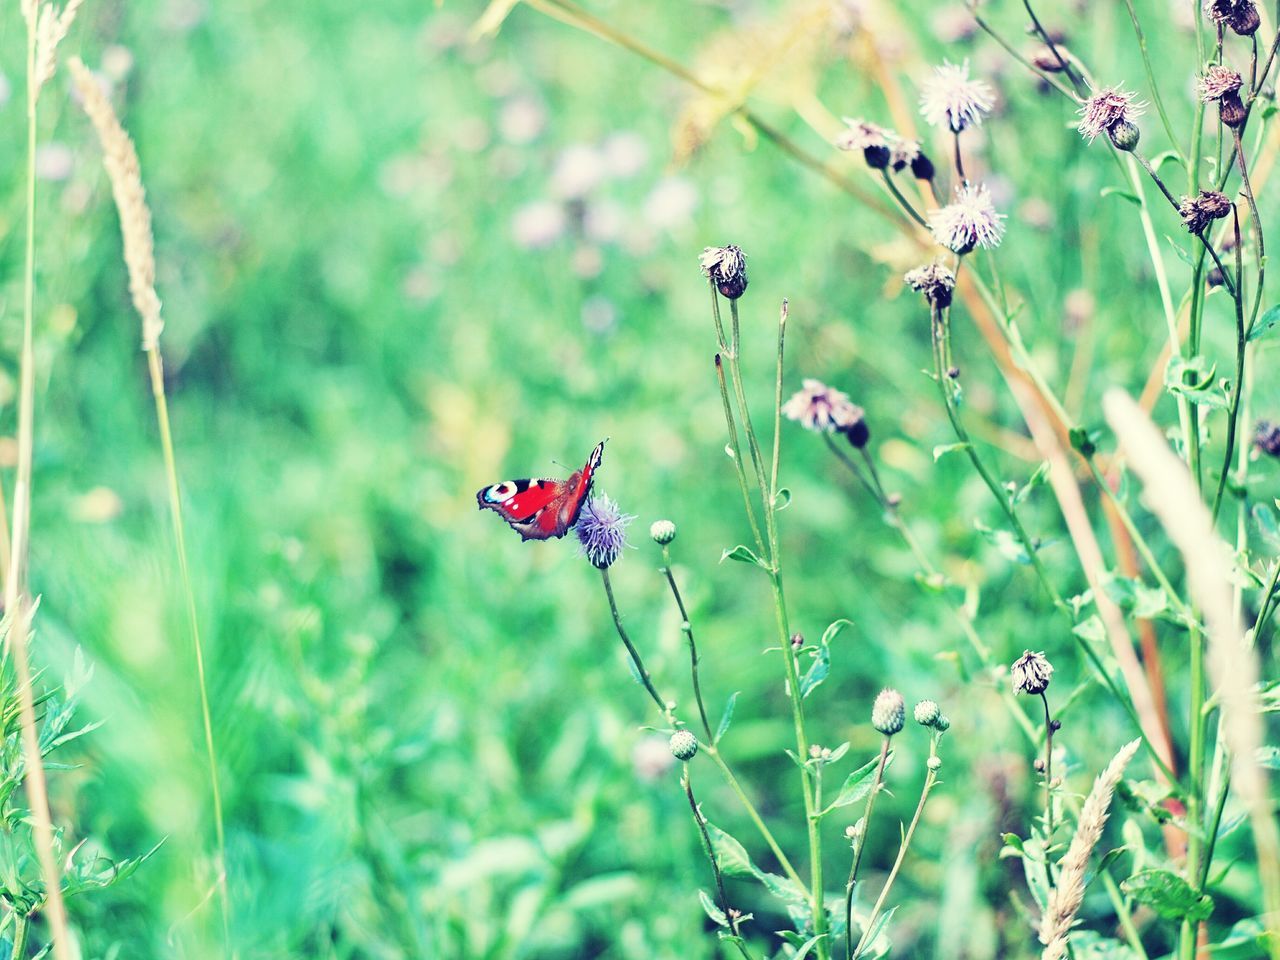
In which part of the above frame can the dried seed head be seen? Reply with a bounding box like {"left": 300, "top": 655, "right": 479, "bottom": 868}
{"left": 871, "top": 688, "right": 906, "bottom": 736}
{"left": 904, "top": 262, "right": 957, "bottom": 309}
{"left": 1199, "top": 65, "right": 1244, "bottom": 102}
{"left": 914, "top": 699, "right": 941, "bottom": 727}
{"left": 919, "top": 59, "right": 995, "bottom": 133}
{"left": 649, "top": 519, "right": 677, "bottom": 545}
{"left": 928, "top": 183, "right": 1006, "bottom": 254}
{"left": 1011, "top": 649, "right": 1055, "bottom": 695}
{"left": 782, "top": 379, "right": 863, "bottom": 433}
{"left": 1077, "top": 87, "right": 1146, "bottom": 144}
{"left": 1206, "top": 0, "right": 1261, "bottom": 33}
{"left": 669, "top": 730, "right": 699, "bottom": 761}
{"left": 1219, "top": 91, "right": 1248, "bottom": 128}
{"left": 575, "top": 495, "right": 635, "bottom": 569}
{"left": 699, "top": 245, "right": 749, "bottom": 300}
{"left": 1255, "top": 420, "right": 1280, "bottom": 456}
{"left": 1178, "top": 190, "right": 1234, "bottom": 235}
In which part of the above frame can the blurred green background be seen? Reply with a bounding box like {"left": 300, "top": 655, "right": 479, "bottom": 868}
{"left": 0, "top": 0, "right": 1274, "bottom": 956}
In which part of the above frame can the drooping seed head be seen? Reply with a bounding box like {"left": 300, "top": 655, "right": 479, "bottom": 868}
{"left": 1011, "top": 649, "right": 1055, "bottom": 695}
{"left": 919, "top": 60, "right": 995, "bottom": 133}
{"left": 1178, "top": 190, "right": 1234, "bottom": 235}
{"left": 781, "top": 378, "right": 863, "bottom": 433}
{"left": 871, "top": 688, "right": 906, "bottom": 736}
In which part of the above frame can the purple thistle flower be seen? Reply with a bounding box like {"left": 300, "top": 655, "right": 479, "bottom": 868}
{"left": 928, "top": 182, "right": 1006, "bottom": 253}
{"left": 919, "top": 60, "right": 995, "bottom": 133}
{"left": 781, "top": 379, "right": 862, "bottom": 432}
{"left": 1076, "top": 87, "right": 1145, "bottom": 143}
{"left": 1199, "top": 64, "right": 1243, "bottom": 102}
{"left": 575, "top": 494, "right": 635, "bottom": 569}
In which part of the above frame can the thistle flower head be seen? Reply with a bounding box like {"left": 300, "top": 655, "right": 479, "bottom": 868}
{"left": 904, "top": 262, "right": 957, "bottom": 309}
{"left": 871, "top": 688, "right": 906, "bottom": 736}
{"left": 919, "top": 59, "right": 995, "bottom": 133}
{"left": 1204, "top": 0, "right": 1260, "bottom": 34}
{"left": 575, "top": 494, "right": 635, "bottom": 569}
{"left": 914, "top": 699, "right": 941, "bottom": 727}
{"left": 1076, "top": 87, "right": 1145, "bottom": 144}
{"left": 1199, "top": 65, "right": 1243, "bottom": 102}
{"left": 782, "top": 378, "right": 863, "bottom": 433}
{"left": 1254, "top": 420, "right": 1280, "bottom": 456}
{"left": 835, "top": 117, "right": 892, "bottom": 151}
{"left": 1178, "top": 190, "right": 1233, "bottom": 235}
{"left": 890, "top": 137, "right": 921, "bottom": 171}
{"left": 649, "top": 519, "right": 677, "bottom": 545}
{"left": 1011, "top": 650, "right": 1054, "bottom": 695}
{"left": 928, "top": 183, "right": 1006, "bottom": 254}
{"left": 669, "top": 729, "right": 699, "bottom": 761}
{"left": 699, "top": 244, "right": 749, "bottom": 299}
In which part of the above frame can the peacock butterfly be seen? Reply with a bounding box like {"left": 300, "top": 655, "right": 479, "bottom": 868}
{"left": 476, "top": 440, "right": 607, "bottom": 541}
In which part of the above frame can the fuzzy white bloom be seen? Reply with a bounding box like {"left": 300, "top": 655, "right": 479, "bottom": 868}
{"left": 781, "top": 379, "right": 862, "bottom": 432}
{"left": 919, "top": 60, "right": 994, "bottom": 133}
{"left": 834, "top": 117, "right": 892, "bottom": 151}
{"left": 928, "top": 182, "right": 1006, "bottom": 253}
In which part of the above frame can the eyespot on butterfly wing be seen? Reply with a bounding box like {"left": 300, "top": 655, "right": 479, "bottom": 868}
{"left": 476, "top": 440, "right": 607, "bottom": 541}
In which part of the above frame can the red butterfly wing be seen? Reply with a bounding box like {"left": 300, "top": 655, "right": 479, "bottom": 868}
{"left": 477, "top": 441, "right": 607, "bottom": 542}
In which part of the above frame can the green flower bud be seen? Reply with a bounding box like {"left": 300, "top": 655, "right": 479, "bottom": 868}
{"left": 927, "top": 756, "right": 942, "bottom": 772}
{"left": 871, "top": 688, "right": 905, "bottom": 736}
{"left": 669, "top": 730, "right": 699, "bottom": 761}
{"left": 650, "top": 519, "right": 677, "bottom": 545}
{"left": 913, "top": 699, "right": 941, "bottom": 727}
{"left": 935, "top": 714, "right": 951, "bottom": 732}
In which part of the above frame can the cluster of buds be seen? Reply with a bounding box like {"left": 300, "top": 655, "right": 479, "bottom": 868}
{"left": 835, "top": 117, "right": 936, "bottom": 180}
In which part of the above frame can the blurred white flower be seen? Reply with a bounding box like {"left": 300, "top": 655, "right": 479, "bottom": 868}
{"left": 550, "top": 143, "right": 607, "bottom": 199}
{"left": 602, "top": 130, "right": 648, "bottom": 178}
{"left": 632, "top": 734, "right": 675, "bottom": 781}
{"left": 571, "top": 245, "right": 604, "bottom": 279}
{"left": 499, "top": 96, "right": 545, "bottom": 145}
{"left": 583, "top": 199, "right": 625, "bottom": 244}
{"left": 512, "top": 200, "right": 567, "bottom": 249}
{"left": 643, "top": 176, "right": 698, "bottom": 230}
{"left": 35, "top": 143, "right": 73, "bottom": 181}
{"left": 582, "top": 295, "right": 618, "bottom": 333}
{"left": 100, "top": 45, "right": 134, "bottom": 82}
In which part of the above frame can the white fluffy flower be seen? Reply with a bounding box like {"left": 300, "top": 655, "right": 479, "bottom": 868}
{"left": 928, "top": 182, "right": 1006, "bottom": 253}
{"left": 919, "top": 60, "right": 995, "bottom": 133}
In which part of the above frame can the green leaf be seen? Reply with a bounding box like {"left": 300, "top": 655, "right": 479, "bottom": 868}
{"left": 1247, "top": 304, "right": 1280, "bottom": 342}
{"left": 698, "top": 889, "right": 728, "bottom": 927}
{"left": 974, "top": 521, "right": 1032, "bottom": 565}
{"left": 1256, "top": 745, "right": 1280, "bottom": 770}
{"left": 720, "top": 544, "right": 768, "bottom": 570}
{"left": 1101, "top": 185, "right": 1141, "bottom": 206}
{"left": 705, "top": 822, "right": 755, "bottom": 877}
{"left": 821, "top": 618, "right": 854, "bottom": 647}
{"left": 1073, "top": 614, "right": 1108, "bottom": 645}
{"left": 749, "top": 866, "right": 809, "bottom": 905}
{"left": 790, "top": 933, "right": 827, "bottom": 960}
{"left": 823, "top": 753, "right": 892, "bottom": 814}
{"left": 858, "top": 904, "right": 898, "bottom": 958}
{"left": 715, "top": 692, "right": 739, "bottom": 744}
{"left": 1165, "top": 234, "right": 1196, "bottom": 268}
{"left": 800, "top": 640, "right": 830, "bottom": 699}
{"left": 1165, "top": 355, "right": 1230, "bottom": 409}
{"left": 1014, "top": 461, "right": 1051, "bottom": 505}
{"left": 773, "top": 487, "right": 792, "bottom": 510}
{"left": 1121, "top": 868, "right": 1213, "bottom": 922}
{"left": 933, "top": 442, "right": 971, "bottom": 462}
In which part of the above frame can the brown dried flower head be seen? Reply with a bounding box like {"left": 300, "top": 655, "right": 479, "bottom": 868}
{"left": 1178, "top": 190, "right": 1233, "bottom": 235}
{"left": 1199, "top": 65, "right": 1243, "bottom": 102}
{"left": 699, "top": 245, "right": 749, "bottom": 300}
{"left": 904, "top": 262, "right": 957, "bottom": 309}
{"left": 1205, "top": 0, "right": 1261, "bottom": 34}
{"left": 1077, "top": 87, "right": 1145, "bottom": 144}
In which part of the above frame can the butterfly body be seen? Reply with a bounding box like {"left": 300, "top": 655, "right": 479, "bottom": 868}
{"left": 477, "top": 440, "right": 606, "bottom": 541}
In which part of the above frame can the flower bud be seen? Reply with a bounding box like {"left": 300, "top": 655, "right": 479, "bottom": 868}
{"left": 913, "top": 699, "right": 941, "bottom": 727}
{"left": 871, "top": 688, "right": 906, "bottom": 736}
{"left": 669, "top": 730, "right": 699, "bottom": 761}
{"left": 1107, "top": 120, "right": 1141, "bottom": 152}
{"left": 927, "top": 756, "right": 942, "bottom": 772}
{"left": 910, "top": 151, "right": 936, "bottom": 181}
{"left": 934, "top": 715, "right": 951, "bottom": 732}
{"left": 650, "top": 519, "right": 677, "bottom": 545}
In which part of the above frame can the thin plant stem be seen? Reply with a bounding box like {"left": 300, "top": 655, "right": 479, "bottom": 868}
{"left": 1021, "top": 0, "right": 1083, "bottom": 91}
{"left": 852, "top": 739, "right": 940, "bottom": 958}
{"left": 659, "top": 549, "right": 712, "bottom": 742}
{"left": 771, "top": 301, "right": 787, "bottom": 502}
{"left": 880, "top": 171, "right": 929, "bottom": 230}
{"left": 1040, "top": 692, "right": 1055, "bottom": 835}
{"left": 683, "top": 766, "right": 749, "bottom": 953}
{"left": 1, "top": 15, "right": 72, "bottom": 959}
{"left": 11, "top": 914, "right": 27, "bottom": 960}
{"left": 715, "top": 355, "right": 767, "bottom": 557}
{"left": 727, "top": 299, "right": 768, "bottom": 496}
{"left": 1121, "top": 0, "right": 1185, "bottom": 158}
{"left": 146, "top": 347, "right": 232, "bottom": 944}
{"left": 952, "top": 132, "right": 965, "bottom": 183}
{"left": 599, "top": 567, "right": 674, "bottom": 723}
{"left": 968, "top": 8, "right": 1078, "bottom": 98}
{"left": 1254, "top": 558, "right": 1280, "bottom": 640}
{"left": 845, "top": 737, "right": 890, "bottom": 960}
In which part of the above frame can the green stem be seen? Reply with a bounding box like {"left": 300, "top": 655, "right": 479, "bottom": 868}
{"left": 11, "top": 913, "right": 27, "bottom": 960}
{"left": 660, "top": 549, "right": 713, "bottom": 742}
{"left": 599, "top": 567, "right": 674, "bottom": 723}
{"left": 1121, "top": 0, "right": 1184, "bottom": 158}
{"left": 879, "top": 171, "right": 928, "bottom": 230}
{"left": 852, "top": 739, "right": 940, "bottom": 958}
{"left": 715, "top": 355, "right": 767, "bottom": 557}
{"left": 683, "top": 766, "right": 749, "bottom": 953}
{"left": 845, "top": 737, "right": 890, "bottom": 960}
{"left": 1040, "top": 692, "right": 1055, "bottom": 836}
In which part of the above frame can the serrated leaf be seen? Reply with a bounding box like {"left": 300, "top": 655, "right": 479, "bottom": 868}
{"left": 715, "top": 692, "right": 739, "bottom": 744}
{"left": 823, "top": 753, "right": 892, "bottom": 814}
{"left": 1073, "top": 614, "right": 1107, "bottom": 645}
{"left": 933, "top": 442, "right": 971, "bottom": 462}
{"left": 1121, "top": 868, "right": 1213, "bottom": 922}
{"left": 1248, "top": 304, "right": 1280, "bottom": 342}
{"left": 721, "top": 544, "right": 767, "bottom": 569}
{"left": 705, "top": 822, "right": 755, "bottom": 877}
